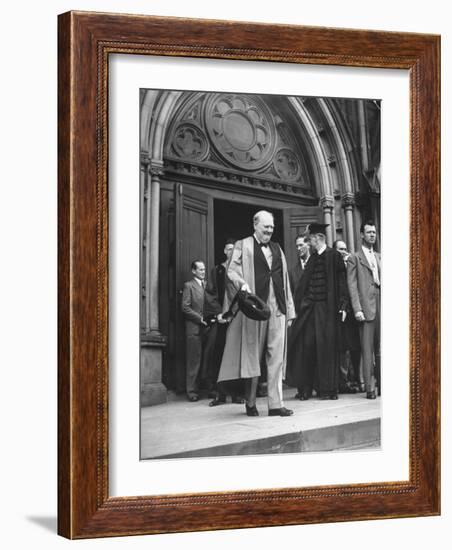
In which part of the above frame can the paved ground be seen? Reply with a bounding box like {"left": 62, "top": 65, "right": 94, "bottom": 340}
{"left": 141, "top": 390, "right": 381, "bottom": 459}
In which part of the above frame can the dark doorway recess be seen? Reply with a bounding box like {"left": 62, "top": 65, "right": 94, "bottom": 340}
{"left": 213, "top": 199, "right": 284, "bottom": 265}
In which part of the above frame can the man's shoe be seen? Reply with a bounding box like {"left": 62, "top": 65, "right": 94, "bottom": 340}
{"left": 209, "top": 397, "right": 226, "bottom": 407}
{"left": 366, "top": 391, "right": 377, "bottom": 399}
{"left": 296, "top": 390, "right": 311, "bottom": 401}
{"left": 232, "top": 396, "right": 245, "bottom": 404}
{"left": 245, "top": 404, "right": 259, "bottom": 416}
{"left": 188, "top": 395, "right": 199, "bottom": 402}
{"left": 339, "top": 384, "right": 358, "bottom": 394}
{"left": 268, "top": 407, "right": 294, "bottom": 417}
{"left": 319, "top": 393, "right": 338, "bottom": 400}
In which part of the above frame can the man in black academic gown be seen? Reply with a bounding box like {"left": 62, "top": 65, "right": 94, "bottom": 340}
{"left": 288, "top": 223, "right": 348, "bottom": 400}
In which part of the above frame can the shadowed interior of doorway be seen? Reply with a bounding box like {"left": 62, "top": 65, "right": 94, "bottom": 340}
{"left": 213, "top": 199, "right": 284, "bottom": 264}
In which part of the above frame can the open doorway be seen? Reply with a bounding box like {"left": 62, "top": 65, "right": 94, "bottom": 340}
{"left": 213, "top": 199, "right": 284, "bottom": 265}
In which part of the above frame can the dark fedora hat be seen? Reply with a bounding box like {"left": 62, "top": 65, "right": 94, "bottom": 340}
{"left": 237, "top": 290, "right": 270, "bottom": 321}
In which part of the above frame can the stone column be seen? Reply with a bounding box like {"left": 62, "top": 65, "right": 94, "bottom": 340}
{"left": 140, "top": 153, "right": 149, "bottom": 329}
{"left": 141, "top": 159, "right": 167, "bottom": 407}
{"left": 141, "top": 154, "right": 151, "bottom": 331}
{"left": 320, "top": 195, "right": 334, "bottom": 246}
{"left": 148, "top": 160, "right": 165, "bottom": 336}
{"left": 342, "top": 192, "right": 356, "bottom": 253}
{"left": 358, "top": 99, "right": 370, "bottom": 173}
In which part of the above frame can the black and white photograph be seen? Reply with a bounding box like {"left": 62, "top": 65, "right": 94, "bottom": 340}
{"left": 139, "top": 90, "right": 382, "bottom": 459}
{"left": 2, "top": 0, "right": 447, "bottom": 546}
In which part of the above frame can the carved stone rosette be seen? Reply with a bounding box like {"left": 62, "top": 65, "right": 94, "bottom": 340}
{"left": 273, "top": 148, "right": 301, "bottom": 181}
{"left": 172, "top": 123, "right": 209, "bottom": 162}
{"left": 204, "top": 93, "right": 277, "bottom": 171}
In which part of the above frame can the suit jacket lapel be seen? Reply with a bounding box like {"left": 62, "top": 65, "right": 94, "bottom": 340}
{"left": 191, "top": 278, "right": 204, "bottom": 304}
{"left": 357, "top": 248, "right": 373, "bottom": 273}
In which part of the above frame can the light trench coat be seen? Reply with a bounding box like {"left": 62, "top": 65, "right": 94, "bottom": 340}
{"left": 217, "top": 236, "right": 295, "bottom": 382}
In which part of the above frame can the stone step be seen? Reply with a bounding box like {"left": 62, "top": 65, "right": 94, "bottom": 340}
{"left": 156, "top": 418, "right": 380, "bottom": 458}
{"left": 141, "top": 391, "right": 381, "bottom": 460}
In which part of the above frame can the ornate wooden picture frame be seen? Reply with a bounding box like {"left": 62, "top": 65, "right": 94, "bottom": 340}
{"left": 58, "top": 11, "right": 440, "bottom": 539}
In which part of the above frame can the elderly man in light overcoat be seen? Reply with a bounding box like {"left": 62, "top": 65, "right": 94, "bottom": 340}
{"left": 217, "top": 210, "right": 296, "bottom": 417}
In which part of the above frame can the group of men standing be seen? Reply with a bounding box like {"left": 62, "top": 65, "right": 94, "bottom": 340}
{"left": 182, "top": 210, "right": 380, "bottom": 417}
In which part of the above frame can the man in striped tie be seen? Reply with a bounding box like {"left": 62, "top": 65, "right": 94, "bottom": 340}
{"left": 347, "top": 220, "right": 381, "bottom": 399}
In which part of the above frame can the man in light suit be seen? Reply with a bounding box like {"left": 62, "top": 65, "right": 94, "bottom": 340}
{"left": 347, "top": 220, "right": 381, "bottom": 399}
{"left": 217, "top": 211, "right": 296, "bottom": 417}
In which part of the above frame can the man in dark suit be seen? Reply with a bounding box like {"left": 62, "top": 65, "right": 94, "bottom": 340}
{"left": 347, "top": 220, "right": 381, "bottom": 399}
{"left": 205, "top": 239, "right": 245, "bottom": 406}
{"left": 333, "top": 239, "right": 362, "bottom": 393}
{"left": 182, "top": 260, "right": 222, "bottom": 401}
{"left": 288, "top": 223, "right": 348, "bottom": 400}
{"left": 289, "top": 235, "right": 311, "bottom": 295}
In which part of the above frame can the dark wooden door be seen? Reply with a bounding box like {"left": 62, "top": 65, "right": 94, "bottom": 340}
{"left": 173, "top": 184, "right": 214, "bottom": 393}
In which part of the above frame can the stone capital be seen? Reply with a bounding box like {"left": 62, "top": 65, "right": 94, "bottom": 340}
{"left": 149, "top": 159, "right": 165, "bottom": 178}
{"left": 140, "top": 151, "right": 151, "bottom": 167}
{"left": 320, "top": 195, "right": 334, "bottom": 210}
{"left": 341, "top": 192, "right": 356, "bottom": 209}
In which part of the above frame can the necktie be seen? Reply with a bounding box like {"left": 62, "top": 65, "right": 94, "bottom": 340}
{"left": 368, "top": 250, "right": 380, "bottom": 286}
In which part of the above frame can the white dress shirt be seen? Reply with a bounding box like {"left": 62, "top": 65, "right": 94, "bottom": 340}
{"left": 254, "top": 233, "right": 273, "bottom": 267}
{"left": 362, "top": 245, "right": 380, "bottom": 286}
{"left": 194, "top": 276, "right": 205, "bottom": 288}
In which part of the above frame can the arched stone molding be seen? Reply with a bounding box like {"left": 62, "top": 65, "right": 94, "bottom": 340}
{"left": 317, "top": 98, "right": 360, "bottom": 250}
{"left": 140, "top": 89, "right": 160, "bottom": 151}
{"left": 288, "top": 97, "right": 333, "bottom": 201}
{"left": 318, "top": 98, "right": 355, "bottom": 194}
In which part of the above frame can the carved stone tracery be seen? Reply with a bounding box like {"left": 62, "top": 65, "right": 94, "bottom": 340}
{"left": 274, "top": 148, "right": 301, "bottom": 181}
{"left": 205, "top": 93, "right": 276, "bottom": 171}
{"left": 172, "top": 123, "right": 208, "bottom": 161}
{"left": 164, "top": 91, "right": 314, "bottom": 196}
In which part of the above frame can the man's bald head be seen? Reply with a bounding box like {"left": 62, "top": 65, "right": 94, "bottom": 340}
{"left": 253, "top": 210, "right": 274, "bottom": 244}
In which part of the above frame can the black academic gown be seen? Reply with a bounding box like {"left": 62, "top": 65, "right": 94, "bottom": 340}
{"left": 287, "top": 247, "right": 348, "bottom": 393}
